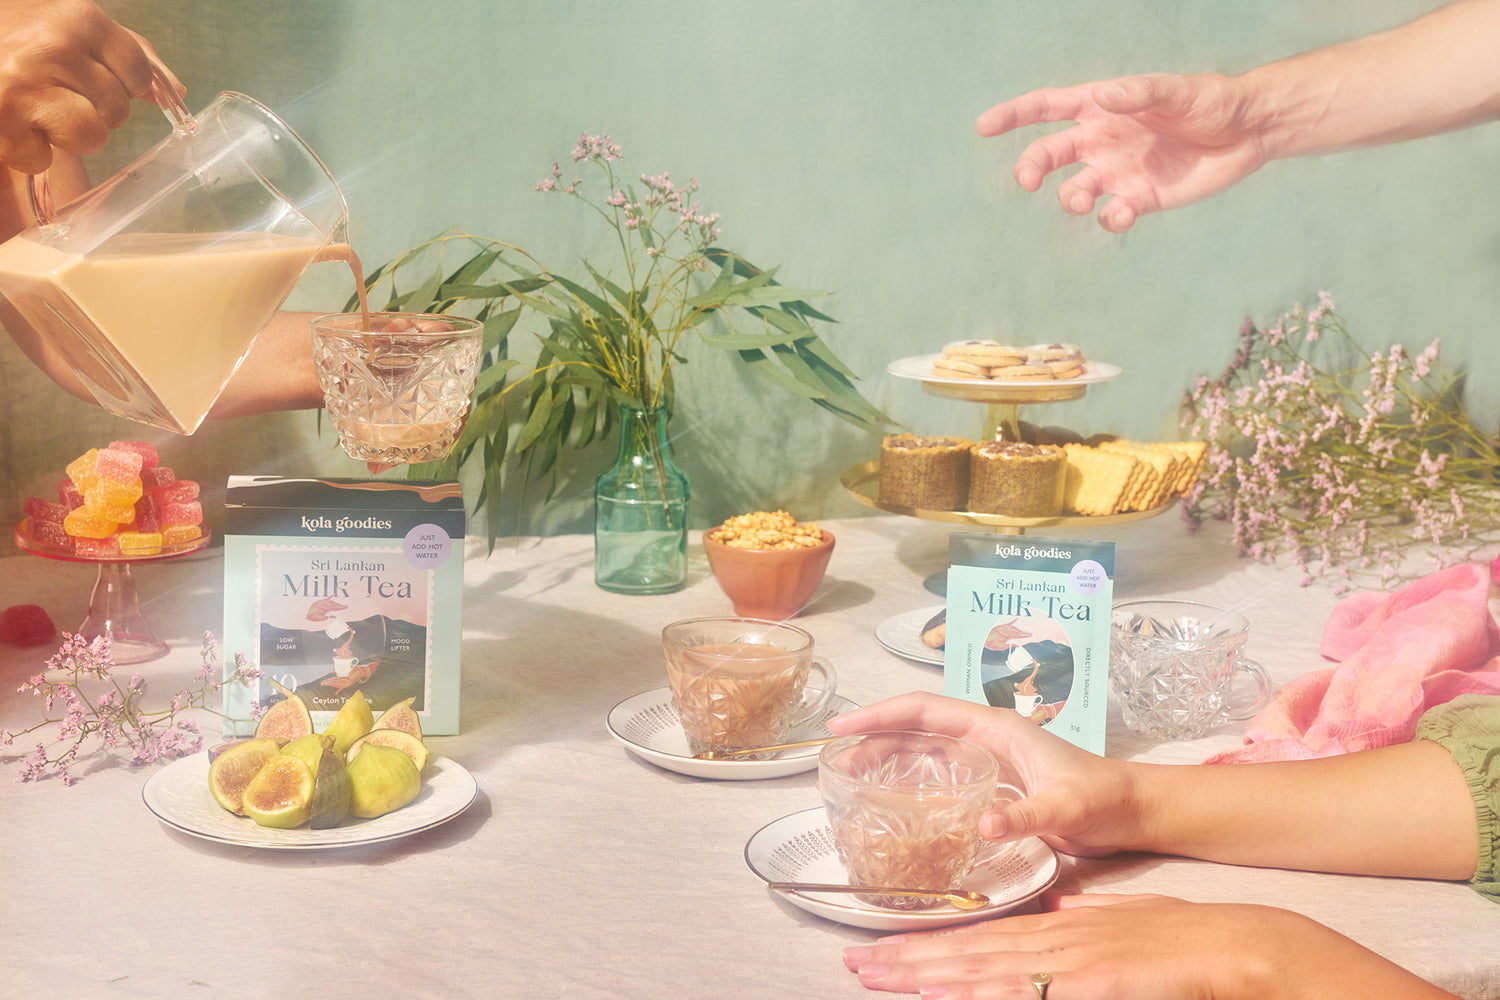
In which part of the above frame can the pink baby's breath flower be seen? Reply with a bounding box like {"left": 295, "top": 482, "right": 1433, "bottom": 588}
{"left": 571, "top": 133, "right": 623, "bottom": 163}
{"left": 1182, "top": 293, "right": 1498, "bottom": 589}
{"left": 1414, "top": 338, "right": 1440, "bottom": 379}
{"left": 11, "top": 631, "right": 257, "bottom": 783}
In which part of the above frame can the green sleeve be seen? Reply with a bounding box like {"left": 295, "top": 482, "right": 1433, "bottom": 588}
{"left": 1416, "top": 694, "right": 1500, "bottom": 902}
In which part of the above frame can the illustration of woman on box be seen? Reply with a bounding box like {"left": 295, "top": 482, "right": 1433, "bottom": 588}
{"left": 306, "top": 597, "right": 381, "bottom": 689}
{"left": 257, "top": 596, "right": 426, "bottom": 708}
{"left": 979, "top": 617, "right": 1074, "bottom": 725}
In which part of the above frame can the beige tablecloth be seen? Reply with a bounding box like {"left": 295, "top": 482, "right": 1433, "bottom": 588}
{"left": 2, "top": 513, "right": 1497, "bottom": 999}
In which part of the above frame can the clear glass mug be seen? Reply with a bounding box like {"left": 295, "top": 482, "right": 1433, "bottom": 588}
{"left": 310, "top": 312, "right": 484, "bottom": 466}
{"left": 661, "top": 617, "right": 838, "bottom": 758}
{"left": 0, "top": 63, "right": 349, "bottom": 434}
{"left": 819, "top": 731, "right": 999, "bottom": 909}
{"left": 1109, "top": 599, "right": 1272, "bottom": 739}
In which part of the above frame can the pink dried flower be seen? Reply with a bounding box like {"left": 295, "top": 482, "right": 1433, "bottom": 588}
{"left": 527, "top": 132, "right": 737, "bottom": 409}
{"left": 570, "top": 133, "right": 623, "bottom": 163}
{"left": 5, "top": 630, "right": 258, "bottom": 783}
{"left": 1414, "top": 338, "right": 1440, "bottom": 380}
{"left": 1181, "top": 293, "right": 1500, "bottom": 588}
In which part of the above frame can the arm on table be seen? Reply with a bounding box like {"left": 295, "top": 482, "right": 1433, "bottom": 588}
{"left": 975, "top": 0, "right": 1500, "bottom": 231}
{"left": 1132, "top": 740, "right": 1476, "bottom": 880}
{"left": 829, "top": 692, "right": 1478, "bottom": 879}
{"left": 831, "top": 693, "right": 1476, "bottom": 1000}
{"left": 843, "top": 892, "right": 1461, "bottom": 1000}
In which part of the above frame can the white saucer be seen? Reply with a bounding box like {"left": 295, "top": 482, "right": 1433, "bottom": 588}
{"left": 745, "top": 807, "right": 1059, "bottom": 932}
{"left": 606, "top": 687, "right": 857, "bottom": 780}
{"left": 875, "top": 605, "right": 946, "bottom": 667}
{"left": 887, "top": 353, "right": 1122, "bottom": 389}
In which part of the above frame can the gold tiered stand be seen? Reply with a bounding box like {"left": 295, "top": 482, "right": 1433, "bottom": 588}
{"left": 845, "top": 354, "right": 1173, "bottom": 536}
{"left": 839, "top": 460, "right": 1171, "bottom": 536}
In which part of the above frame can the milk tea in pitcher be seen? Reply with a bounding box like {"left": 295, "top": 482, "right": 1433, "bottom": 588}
{"left": 0, "top": 86, "right": 350, "bottom": 434}
{"left": 0, "top": 231, "right": 323, "bottom": 434}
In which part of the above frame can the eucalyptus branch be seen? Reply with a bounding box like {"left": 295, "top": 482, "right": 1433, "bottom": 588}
{"left": 363, "top": 133, "right": 892, "bottom": 550}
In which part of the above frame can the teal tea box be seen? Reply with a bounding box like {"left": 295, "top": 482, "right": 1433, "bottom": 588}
{"left": 222, "top": 477, "right": 464, "bottom": 736}
{"left": 942, "top": 531, "right": 1114, "bottom": 754}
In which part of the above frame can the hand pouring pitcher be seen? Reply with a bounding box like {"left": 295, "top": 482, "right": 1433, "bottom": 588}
{"left": 0, "top": 66, "right": 349, "bottom": 434}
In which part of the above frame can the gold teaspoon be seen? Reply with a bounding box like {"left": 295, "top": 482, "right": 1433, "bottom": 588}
{"left": 692, "top": 736, "right": 841, "bottom": 760}
{"left": 767, "top": 881, "right": 991, "bottom": 910}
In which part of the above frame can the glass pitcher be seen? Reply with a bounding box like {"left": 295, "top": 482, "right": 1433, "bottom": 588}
{"left": 0, "top": 68, "right": 349, "bottom": 434}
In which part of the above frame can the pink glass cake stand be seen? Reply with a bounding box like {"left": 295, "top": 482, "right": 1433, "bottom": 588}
{"left": 14, "top": 518, "right": 211, "bottom": 664}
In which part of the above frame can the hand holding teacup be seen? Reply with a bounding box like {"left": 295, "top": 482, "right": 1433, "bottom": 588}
{"left": 827, "top": 691, "right": 1131, "bottom": 858}
{"left": 818, "top": 730, "right": 1000, "bottom": 909}
{"left": 310, "top": 311, "right": 483, "bottom": 471}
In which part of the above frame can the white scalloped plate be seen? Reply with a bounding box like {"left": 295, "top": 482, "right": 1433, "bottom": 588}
{"left": 745, "top": 807, "right": 1059, "bottom": 931}
{"left": 142, "top": 751, "right": 477, "bottom": 849}
{"left": 875, "top": 605, "right": 946, "bottom": 666}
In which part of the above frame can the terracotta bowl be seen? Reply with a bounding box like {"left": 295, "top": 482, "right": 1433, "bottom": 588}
{"left": 702, "top": 529, "right": 836, "bottom": 620}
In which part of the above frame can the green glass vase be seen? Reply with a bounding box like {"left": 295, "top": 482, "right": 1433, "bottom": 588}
{"left": 593, "top": 405, "right": 690, "bottom": 594}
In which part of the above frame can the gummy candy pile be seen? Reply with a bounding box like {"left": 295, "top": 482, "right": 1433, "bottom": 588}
{"left": 22, "top": 441, "right": 203, "bottom": 557}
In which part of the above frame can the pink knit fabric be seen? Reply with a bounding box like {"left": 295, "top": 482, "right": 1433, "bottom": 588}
{"left": 1206, "top": 563, "right": 1500, "bottom": 763}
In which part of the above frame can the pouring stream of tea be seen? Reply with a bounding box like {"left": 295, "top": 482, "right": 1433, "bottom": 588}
{"left": 315, "top": 242, "right": 373, "bottom": 331}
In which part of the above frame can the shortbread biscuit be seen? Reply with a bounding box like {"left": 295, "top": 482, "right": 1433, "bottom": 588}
{"left": 1025, "top": 342, "right": 1084, "bottom": 363}
{"left": 995, "top": 364, "right": 1053, "bottom": 380}
{"left": 1120, "top": 442, "right": 1185, "bottom": 500}
{"left": 1061, "top": 445, "right": 1136, "bottom": 516}
{"left": 943, "top": 340, "right": 1028, "bottom": 366}
{"left": 1157, "top": 440, "right": 1208, "bottom": 495}
{"left": 1100, "top": 441, "right": 1179, "bottom": 509}
{"left": 931, "top": 357, "right": 990, "bottom": 379}
{"left": 1045, "top": 359, "right": 1085, "bottom": 379}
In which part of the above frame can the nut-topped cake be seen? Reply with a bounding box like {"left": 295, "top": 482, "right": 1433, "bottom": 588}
{"left": 968, "top": 440, "right": 1065, "bottom": 516}
{"left": 878, "top": 434, "right": 972, "bottom": 509}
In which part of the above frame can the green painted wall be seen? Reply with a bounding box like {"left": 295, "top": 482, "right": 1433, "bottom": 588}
{"left": 4, "top": 0, "right": 1496, "bottom": 550}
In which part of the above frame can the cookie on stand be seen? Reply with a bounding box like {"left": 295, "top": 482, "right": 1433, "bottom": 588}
{"left": 929, "top": 340, "right": 1089, "bottom": 382}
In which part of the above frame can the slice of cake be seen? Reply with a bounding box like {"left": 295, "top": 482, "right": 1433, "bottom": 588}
{"left": 879, "top": 434, "right": 973, "bottom": 509}
{"left": 968, "top": 441, "right": 1065, "bottom": 516}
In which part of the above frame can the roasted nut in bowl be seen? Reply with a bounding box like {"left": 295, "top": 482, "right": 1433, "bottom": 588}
{"left": 703, "top": 528, "right": 835, "bottom": 620}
